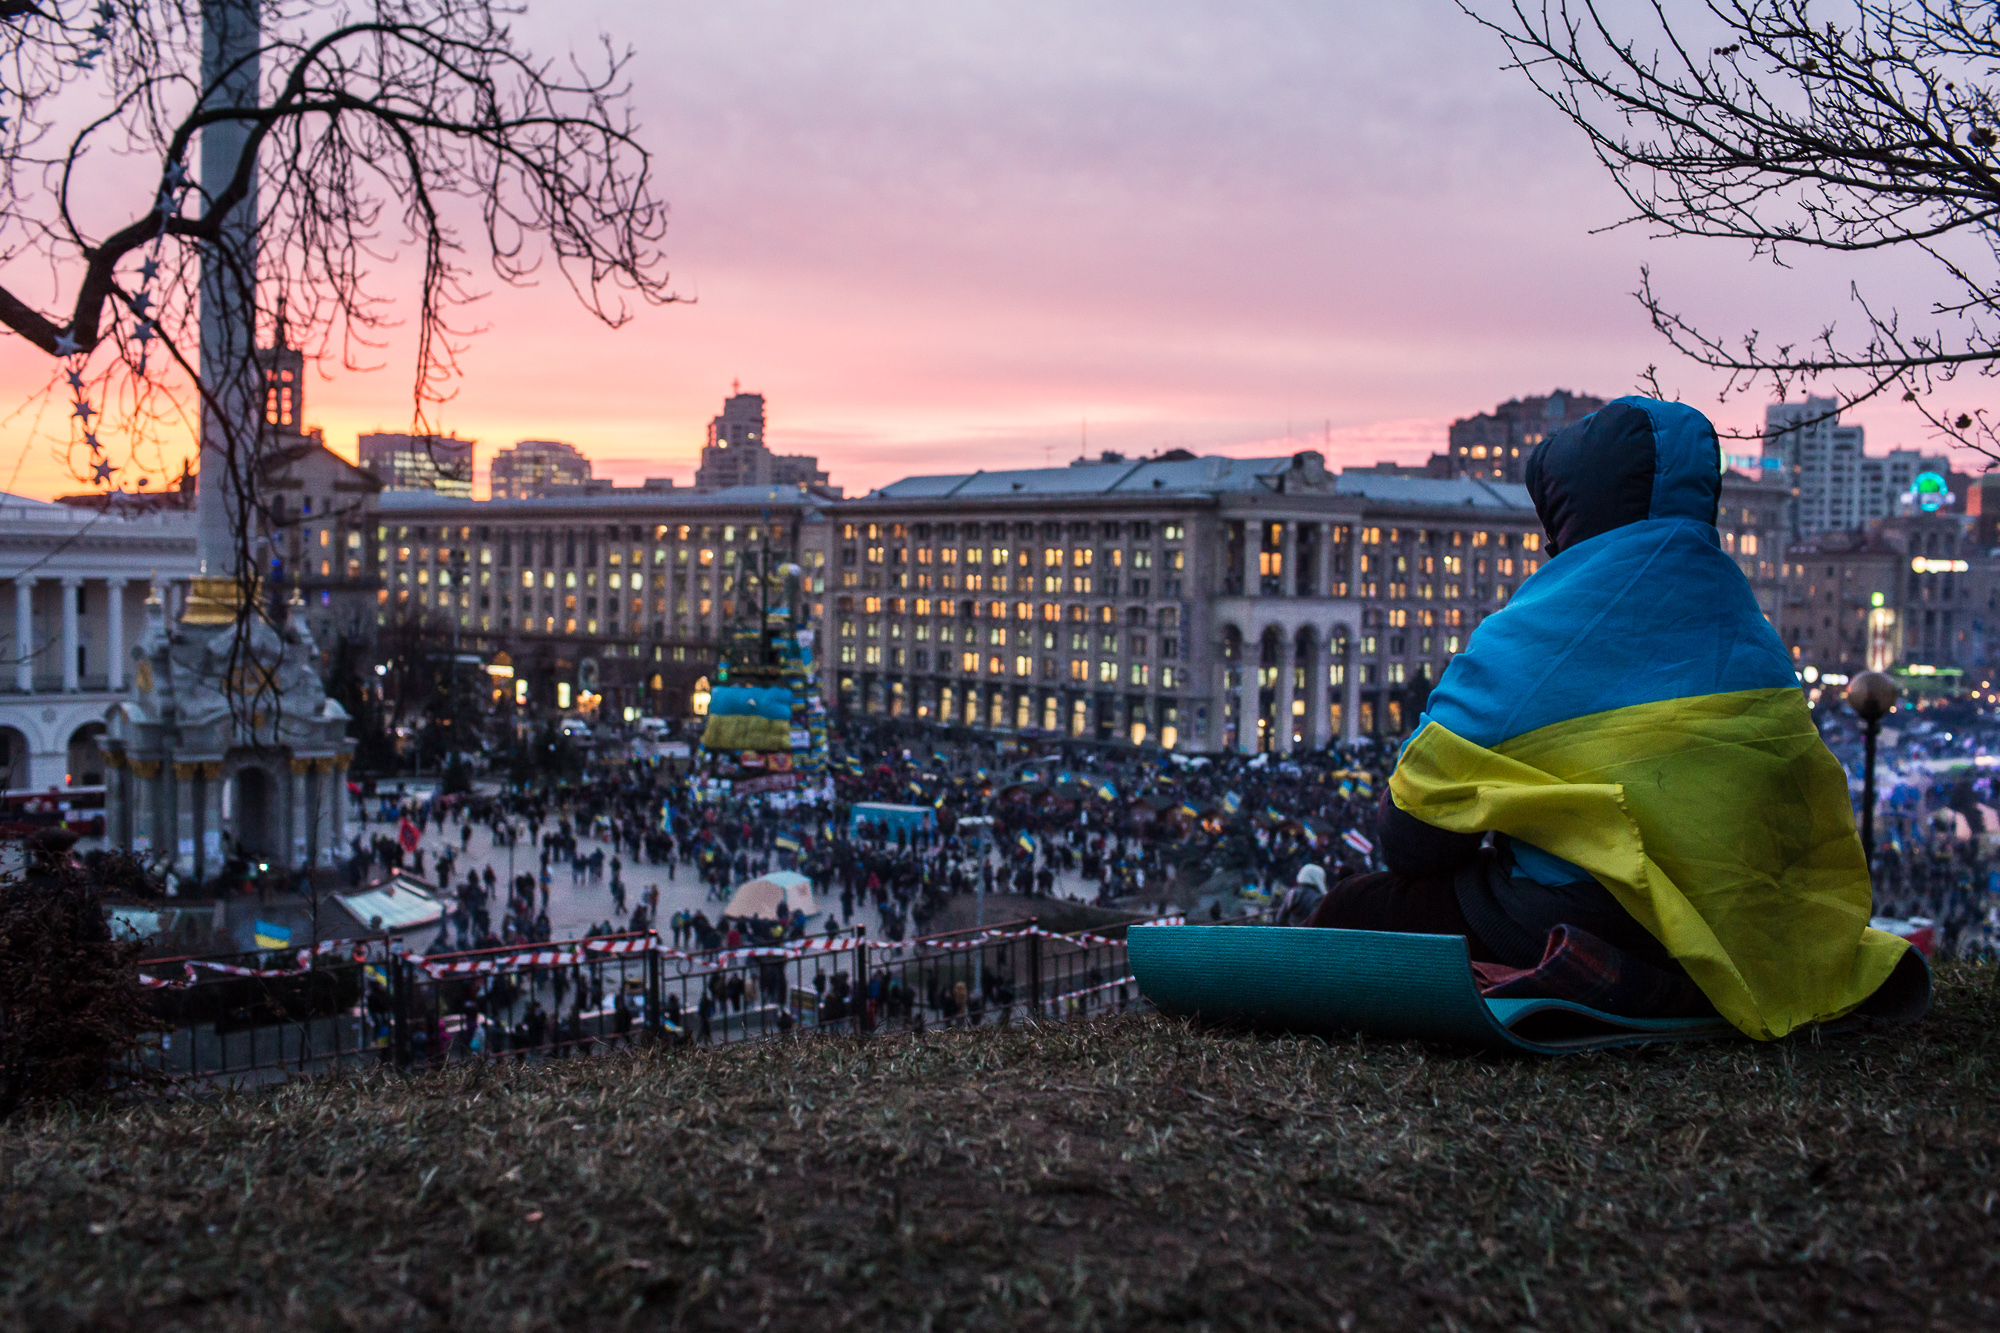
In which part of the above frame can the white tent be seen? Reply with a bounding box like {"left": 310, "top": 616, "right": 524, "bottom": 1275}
{"left": 724, "top": 870, "right": 816, "bottom": 920}
{"left": 336, "top": 873, "right": 444, "bottom": 931}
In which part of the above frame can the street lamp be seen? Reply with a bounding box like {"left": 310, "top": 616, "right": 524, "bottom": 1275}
{"left": 1846, "top": 670, "right": 1899, "bottom": 863}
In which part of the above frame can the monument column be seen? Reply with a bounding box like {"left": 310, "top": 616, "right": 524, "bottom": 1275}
{"left": 14, "top": 576, "right": 34, "bottom": 693}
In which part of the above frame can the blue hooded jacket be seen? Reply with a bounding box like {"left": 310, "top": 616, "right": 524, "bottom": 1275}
{"left": 1378, "top": 396, "right": 1799, "bottom": 963}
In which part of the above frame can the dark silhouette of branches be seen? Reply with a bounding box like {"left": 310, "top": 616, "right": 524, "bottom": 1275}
{"left": 1468, "top": 1, "right": 2000, "bottom": 456}
{"left": 0, "top": 1, "right": 676, "bottom": 731}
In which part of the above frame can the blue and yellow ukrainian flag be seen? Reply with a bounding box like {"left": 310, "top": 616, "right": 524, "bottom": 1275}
{"left": 1390, "top": 506, "right": 1912, "bottom": 1040}
{"left": 1220, "top": 791, "right": 1242, "bottom": 816}
{"left": 774, "top": 834, "right": 801, "bottom": 853}
{"left": 1016, "top": 830, "right": 1037, "bottom": 855}
{"left": 1178, "top": 801, "right": 1199, "bottom": 819}
{"left": 1095, "top": 779, "right": 1118, "bottom": 801}
{"left": 908, "top": 781, "right": 925, "bottom": 800}
{"left": 253, "top": 920, "right": 291, "bottom": 950}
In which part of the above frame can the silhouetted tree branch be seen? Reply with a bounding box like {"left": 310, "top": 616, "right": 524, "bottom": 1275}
{"left": 1469, "top": 1, "right": 2000, "bottom": 455}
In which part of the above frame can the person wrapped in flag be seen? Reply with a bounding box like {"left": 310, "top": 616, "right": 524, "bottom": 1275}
{"left": 1308, "top": 396, "right": 1929, "bottom": 1037}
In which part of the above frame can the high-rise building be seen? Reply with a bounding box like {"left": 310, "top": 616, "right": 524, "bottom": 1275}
{"left": 357, "top": 432, "right": 475, "bottom": 497}
{"left": 1445, "top": 391, "right": 1606, "bottom": 482}
{"left": 1762, "top": 397, "right": 1946, "bottom": 536}
{"left": 489, "top": 439, "right": 592, "bottom": 499}
{"left": 693, "top": 389, "right": 834, "bottom": 492}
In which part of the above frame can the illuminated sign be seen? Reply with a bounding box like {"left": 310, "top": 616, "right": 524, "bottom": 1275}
{"left": 1910, "top": 558, "right": 1970, "bottom": 573}
{"left": 1907, "top": 471, "right": 1955, "bottom": 513}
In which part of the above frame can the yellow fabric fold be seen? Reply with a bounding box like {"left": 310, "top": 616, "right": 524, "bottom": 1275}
{"left": 1389, "top": 687, "right": 1910, "bottom": 1039}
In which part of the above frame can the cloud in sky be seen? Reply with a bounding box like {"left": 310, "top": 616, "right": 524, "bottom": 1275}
{"left": 0, "top": 0, "right": 1977, "bottom": 499}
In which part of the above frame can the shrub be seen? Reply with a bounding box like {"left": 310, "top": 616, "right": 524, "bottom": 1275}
{"left": 0, "top": 830, "right": 151, "bottom": 1117}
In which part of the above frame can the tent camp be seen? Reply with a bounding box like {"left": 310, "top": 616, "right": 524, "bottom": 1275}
{"left": 724, "top": 871, "right": 817, "bottom": 921}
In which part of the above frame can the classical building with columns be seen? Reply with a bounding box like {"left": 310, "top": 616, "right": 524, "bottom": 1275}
{"left": 826, "top": 452, "right": 1552, "bottom": 753}
{"left": 0, "top": 493, "right": 199, "bottom": 791}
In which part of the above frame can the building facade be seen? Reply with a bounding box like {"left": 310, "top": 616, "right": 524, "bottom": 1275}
{"left": 1762, "top": 396, "right": 1946, "bottom": 537}
{"left": 694, "top": 391, "right": 832, "bottom": 492}
{"left": 261, "top": 441, "right": 385, "bottom": 657}
{"left": 374, "top": 485, "right": 830, "bottom": 719}
{"left": 1445, "top": 391, "right": 1606, "bottom": 483}
{"left": 821, "top": 453, "right": 1560, "bottom": 753}
{"left": 1781, "top": 511, "right": 1996, "bottom": 682}
{"left": 357, "top": 431, "right": 475, "bottom": 498}
{"left": 489, "top": 439, "right": 593, "bottom": 500}
{"left": 0, "top": 494, "right": 199, "bottom": 791}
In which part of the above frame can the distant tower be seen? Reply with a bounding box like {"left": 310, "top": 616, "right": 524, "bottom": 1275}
{"left": 693, "top": 388, "right": 830, "bottom": 492}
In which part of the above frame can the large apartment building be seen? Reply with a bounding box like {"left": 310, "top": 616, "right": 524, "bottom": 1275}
{"left": 374, "top": 485, "right": 830, "bottom": 720}
{"left": 1762, "top": 397, "right": 1947, "bottom": 537}
{"left": 822, "top": 452, "right": 1550, "bottom": 752}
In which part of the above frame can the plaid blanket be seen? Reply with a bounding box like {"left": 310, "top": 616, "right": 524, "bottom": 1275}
{"left": 1471, "top": 923, "right": 1717, "bottom": 1019}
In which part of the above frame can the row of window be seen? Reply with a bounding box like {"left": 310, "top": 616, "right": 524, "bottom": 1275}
{"left": 841, "top": 521, "right": 1186, "bottom": 543}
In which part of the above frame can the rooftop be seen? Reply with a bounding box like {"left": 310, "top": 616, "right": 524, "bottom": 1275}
{"left": 376, "top": 483, "right": 830, "bottom": 514}
{"left": 858, "top": 453, "right": 1535, "bottom": 513}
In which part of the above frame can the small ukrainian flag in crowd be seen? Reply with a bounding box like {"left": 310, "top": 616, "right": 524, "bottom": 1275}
{"left": 933, "top": 793, "right": 947, "bottom": 809}
{"left": 253, "top": 920, "right": 291, "bottom": 950}
{"left": 774, "top": 834, "right": 801, "bottom": 853}
{"left": 1354, "top": 773, "right": 1374, "bottom": 796}
{"left": 1016, "top": 830, "right": 1037, "bottom": 855}
{"left": 1264, "top": 804, "right": 1287, "bottom": 824}
{"left": 1338, "top": 779, "right": 1354, "bottom": 797}
{"left": 908, "top": 781, "right": 925, "bottom": 799}
{"left": 1178, "top": 801, "right": 1199, "bottom": 819}
{"left": 1095, "top": 779, "right": 1118, "bottom": 801}
{"left": 975, "top": 767, "right": 988, "bottom": 782}
{"left": 1221, "top": 791, "right": 1242, "bottom": 816}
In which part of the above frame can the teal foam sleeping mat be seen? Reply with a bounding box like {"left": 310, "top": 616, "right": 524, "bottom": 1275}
{"left": 1127, "top": 925, "right": 1743, "bottom": 1054}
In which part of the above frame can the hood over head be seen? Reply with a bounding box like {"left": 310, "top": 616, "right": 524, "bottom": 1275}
{"left": 1523, "top": 396, "right": 1720, "bottom": 556}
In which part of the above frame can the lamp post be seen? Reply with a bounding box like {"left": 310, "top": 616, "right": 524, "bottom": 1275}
{"left": 1846, "top": 671, "right": 1900, "bottom": 863}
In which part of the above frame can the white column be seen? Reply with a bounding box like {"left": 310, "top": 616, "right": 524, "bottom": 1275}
{"left": 1341, "top": 637, "right": 1361, "bottom": 744}
{"left": 1308, "top": 633, "right": 1331, "bottom": 750}
{"left": 13, "top": 576, "right": 33, "bottom": 693}
{"left": 1237, "top": 636, "right": 1260, "bottom": 755}
{"left": 1279, "top": 521, "right": 1298, "bottom": 597}
{"left": 106, "top": 578, "right": 127, "bottom": 690}
{"left": 60, "top": 576, "right": 80, "bottom": 692}
{"left": 1273, "top": 631, "right": 1296, "bottom": 754}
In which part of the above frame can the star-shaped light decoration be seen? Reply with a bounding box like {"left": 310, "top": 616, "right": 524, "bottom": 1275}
{"left": 138, "top": 258, "right": 159, "bottom": 282}
{"left": 91, "top": 458, "right": 115, "bottom": 484}
{"left": 85, "top": 431, "right": 102, "bottom": 454}
{"left": 65, "top": 369, "right": 86, "bottom": 391}
{"left": 71, "top": 398, "right": 95, "bottom": 420}
{"left": 130, "top": 291, "right": 152, "bottom": 315}
{"left": 162, "top": 160, "right": 189, "bottom": 190}
{"left": 53, "top": 329, "right": 79, "bottom": 356}
{"left": 133, "top": 319, "right": 156, "bottom": 344}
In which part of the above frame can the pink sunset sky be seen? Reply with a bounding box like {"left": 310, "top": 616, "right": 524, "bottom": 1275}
{"left": 0, "top": 1, "right": 1981, "bottom": 500}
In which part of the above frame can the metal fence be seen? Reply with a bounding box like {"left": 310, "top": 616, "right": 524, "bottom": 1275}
{"left": 127, "top": 915, "right": 1180, "bottom": 1087}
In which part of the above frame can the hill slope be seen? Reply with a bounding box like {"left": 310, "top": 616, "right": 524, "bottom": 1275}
{"left": 5, "top": 967, "right": 1999, "bottom": 1330}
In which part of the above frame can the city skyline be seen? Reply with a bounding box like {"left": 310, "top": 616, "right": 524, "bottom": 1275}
{"left": 0, "top": 1, "right": 1981, "bottom": 503}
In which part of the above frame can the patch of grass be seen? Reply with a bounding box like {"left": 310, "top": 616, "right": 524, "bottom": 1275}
{"left": 4, "top": 964, "right": 1999, "bottom": 1330}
